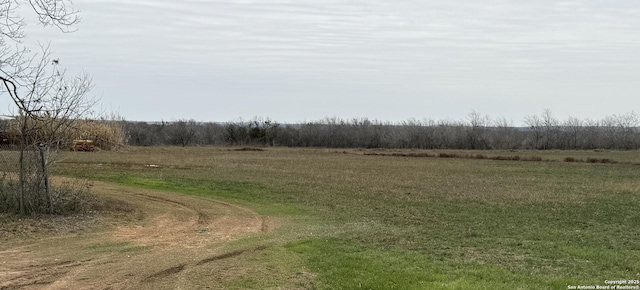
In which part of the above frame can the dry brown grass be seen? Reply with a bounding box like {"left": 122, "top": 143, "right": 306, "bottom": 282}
{"left": 71, "top": 119, "right": 127, "bottom": 150}
{"left": 55, "top": 146, "right": 632, "bottom": 206}
{"left": 363, "top": 150, "right": 545, "bottom": 163}
{"left": 360, "top": 149, "right": 635, "bottom": 165}
{"left": 2, "top": 117, "right": 126, "bottom": 150}
{"left": 232, "top": 147, "right": 265, "bottom": 152}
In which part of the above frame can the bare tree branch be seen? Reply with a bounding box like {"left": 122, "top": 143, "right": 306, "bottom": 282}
{"left": 27, "top": 0, "right": 80, "bottom": 32}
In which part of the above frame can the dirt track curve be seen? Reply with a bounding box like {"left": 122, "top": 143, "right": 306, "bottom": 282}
{"left": 0, "top": 182, "right": 276, "bottom": 289}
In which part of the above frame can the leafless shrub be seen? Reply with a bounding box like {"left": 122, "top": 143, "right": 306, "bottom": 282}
{"left": 523, "top": 156, "right": 543, "bottom": 162}
{"left": 493, "top": 155, "right": 522, "bottom": 161}
{"left": 585, "top": 157, "right": 616, "bottom": 164}
{"left": 405, "top": 152, "right": 436, "bottom": 158}
{"left": 120, "top": 110, "right": 640, "bottom": 151}
{"left": 0, "top": 148, "right": 95, "bottom": 214}
{"left": 49, "top": 179, "right": 96, "bottom": 214}
{"left": 233, "top": 147, "right": 265, "bottom": 152}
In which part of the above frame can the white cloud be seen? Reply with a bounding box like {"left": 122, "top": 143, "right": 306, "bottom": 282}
{"left": 6, "top": 0, "right": 640, "bottom": 123}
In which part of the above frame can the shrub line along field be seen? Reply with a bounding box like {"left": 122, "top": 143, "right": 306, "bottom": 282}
{"left": 3, "top": 146, "right": 640, "bottom": 289}
{"left": 355, "top": 149, "right": 628, "bottom": 164}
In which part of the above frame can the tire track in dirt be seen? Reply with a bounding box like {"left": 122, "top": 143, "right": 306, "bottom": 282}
{"left": 0, "top": 181, "right": 277, "bottom": 290}
{"left": 0, "top": 260, "right": 84, "bottom": 290}
{"left": 133, "top": 193, "right": 210, "bottom": 224}
{"left": 141, "top": 245, "right": 269, "bottom": 284}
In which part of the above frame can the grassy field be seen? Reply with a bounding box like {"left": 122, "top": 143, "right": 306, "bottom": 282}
{"left": 56, "top": 147, "right": 640, "bottom": 289}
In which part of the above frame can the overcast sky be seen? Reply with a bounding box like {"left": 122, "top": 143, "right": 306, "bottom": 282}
{"left": 7, "top": 0, "right": 640, "bottom": 124}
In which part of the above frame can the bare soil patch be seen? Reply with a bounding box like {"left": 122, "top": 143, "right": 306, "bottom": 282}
{"left": 0, "top": 181, "right": 276, "bottom": 289}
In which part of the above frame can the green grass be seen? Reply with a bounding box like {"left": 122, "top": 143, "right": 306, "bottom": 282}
{"left": 82, "top": 173, "right": 305, "bottom": 217}
{"left": 286, "top": 238, "right": 573, "bottom": 289}
{"left": 56, "top": 147, "right": 640, "bottom": 289}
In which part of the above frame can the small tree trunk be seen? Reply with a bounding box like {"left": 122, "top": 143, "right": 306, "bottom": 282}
{"left": 18, "top": 145, "right": 25, "bottom": 215}
{"left": 39, "top": 144, "right": 52, "bottom": 214}
{"left": 18, "top": 115, "right": 30, "bottom": 215}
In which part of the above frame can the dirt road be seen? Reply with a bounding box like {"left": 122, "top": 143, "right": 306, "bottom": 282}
{"left": 0, "top": 182, "right": 275, "bottom": 289}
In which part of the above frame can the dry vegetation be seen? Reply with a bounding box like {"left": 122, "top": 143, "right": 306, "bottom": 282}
{"left": 71, "top": 119, "right": 128, "bottom": 150}
{"left": 1, "top": 117, "right": 127, "bottom": 150}
{"left": 0, "top": 117, "right": 127, "bottom": 215}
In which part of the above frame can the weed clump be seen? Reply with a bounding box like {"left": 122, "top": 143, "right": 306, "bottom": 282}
{"left": 402, "top": 152, "right": 436, "bottom": 158}
{"left": 0, "top": 176, "right": 98, "bottom": 215}
{"left": 233, "top": 147, "right": 265, "bottom": 152}
{"left": 363, "top": 150, "right": 552, "bottom": 163}
{"left": 494, "top": 155, "right": 518, "bottom": 161}
{"left": 523, "top": 156, "right": 543, "bottom": 162}
{"left": 563, "top": 156, "right": 618, "bottom": 164}
{"left": 359, "top": 149, "right": 626, "bottom": 165}
{"left": 585, "top": 158, "right": 616, "bottom": 164}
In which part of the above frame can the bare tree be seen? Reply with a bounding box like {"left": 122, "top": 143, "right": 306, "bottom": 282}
{"left": 116, "top": 112, "right": 640, "bottom": 151}
{"left": 587, "top": 119, "right": 601, "bottom": 149}
{"left": 493, "top": 117, "right": 519, "bottom": 149}
{"left": 466, "top": 110, "right": 492, "bottom": 149}
{"left": 167, "top": 119, "right": 198, "bottom": 147}
{"left": 1, "top": 0, "right": 79, "bottom": 89}
{"left": 562, "top": 116, "right": 583, "bottom": 149}
{"left": 0, "top": 1, "right": 89, "bottom": 215}
{"left": 524, "top": 114, "right": 543, "bottom": 149}
{"left": 4, "top": 47, "right": 94, "bottom": 214}
{"left": 601, "top": 112, "right": 640, "bottom": 149}
{"left": 541, "top": 109, "right": 559, "bottom": 149}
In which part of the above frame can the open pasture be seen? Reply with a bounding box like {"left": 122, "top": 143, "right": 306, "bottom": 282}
{"left": 55, "top": 147, "right": 640, "bottom": 289}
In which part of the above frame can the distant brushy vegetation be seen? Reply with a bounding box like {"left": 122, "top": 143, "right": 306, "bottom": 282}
{"left": 124, "top": 110, "right": 640, "bottom": 150}
{"left": 0, "top": 117, "right": 126, "bottom": 215}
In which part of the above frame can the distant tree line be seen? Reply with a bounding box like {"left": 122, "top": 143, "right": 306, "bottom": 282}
{"left": 123, "top": 110, "right": 640, "bottom": 150}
